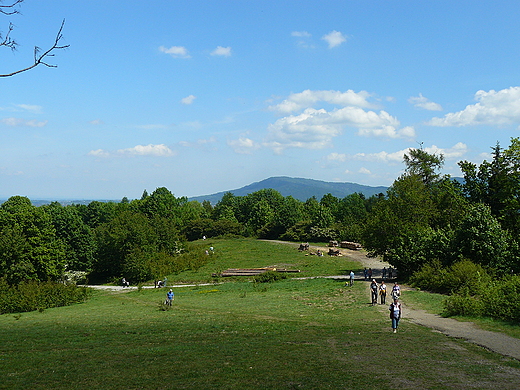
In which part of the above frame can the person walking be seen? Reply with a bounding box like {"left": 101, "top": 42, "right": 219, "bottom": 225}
{"left": 391, "top": 282, "right": 401, "bottom": 300}
{"left": 379, "top": 280, "right": 387, "bottom": 304}
{"left": 349, "top": 270, "right": 355, "bottom": 287}
{"left": 166, "top": 289, "right": 174, "bottom": 306}
{"left": 370, "top": 279, "right": 378, "bottom": 305}
{"left": 389, "top": 298, "right": 402, "bottom": 333}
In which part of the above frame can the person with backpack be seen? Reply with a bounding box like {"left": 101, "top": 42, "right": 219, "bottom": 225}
{"left": 389, "top": 298, "right": 402, "bottom": 333}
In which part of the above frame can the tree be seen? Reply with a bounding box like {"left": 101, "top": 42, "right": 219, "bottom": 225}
{"left": 1, "top": 1, "right": 68, "bottom": 77}
{"left": 459, "top": 138, "right": 520, "bottom": 235}
{"left": 43, "top": 202, "right": 96, "bottom": 272}
{"left": 0, "top": 196, "right": 66, "bottom": 284}
{"left": 403, "top": 147, "right": 445, "bottom": 187}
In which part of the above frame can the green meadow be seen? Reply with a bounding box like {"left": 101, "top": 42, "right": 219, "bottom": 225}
{"left": 2, "top": 239, "right": 520, "bottom": 389}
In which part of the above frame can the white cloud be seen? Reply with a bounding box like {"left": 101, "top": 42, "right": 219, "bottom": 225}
{"left": 1, "top": 117, "right": 47, "bottom": 127}
{"left": 16, "top": 104, "right": 43, "bottom": 114}
{"left": 352, "top": 142, "right": 467, "bottom": 164}
{"left": 322, "top": 30, "right": 347, "bottom": 48}
{"left": 179, "top": 137, "right": 217, "bottom": 148}
{"left": 117, "top": 144, "right": 175, "bottom": 157}
{"left": 88, "top": 149, "right": 110, "bottom": 158}
{"left": 291, "top": 31, "right": 311, "bottom": 37}
{"left": 265, "top": 90, "right": 413, "bottom": 152}
{"left": 423, "top": 142, "right": 468, "bottom": 159}
{"left": 359, "top": 167, "right": 372, "bottom": 175}
{"left": 269, "top": 89, "right": 377, "bottom": 114}
{"left": 181, "top": 95, "right": 196, "bottom": 105}
{"left": 211, "top": 46, "right": 232, "bottom": 57}
{"left": 326, "top": 152, "right": 347, "bottom": 162}
{"left": 159, "top": 45, "right": 191, "bottom": 59}
{"left": 354, "top": 150, "right": 407, "bottom": 163}
{"left": 89, "top": 144, "right": 175, "bottom": 158}
{"left": 428, "top": 86, "right": 520, "bottom": 127}
{"left": 408, "top": 94, "right": 443, "bottom": 111}
{"left": 228, "top": 137, "right": 258, "bottom": 154}
{"left": 89, "top": 119, "right": 104, "bottom": 125}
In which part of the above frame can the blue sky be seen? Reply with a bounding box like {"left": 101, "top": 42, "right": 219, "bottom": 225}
{"left": 2, "top": 0, "right": 520, "bottom": 200}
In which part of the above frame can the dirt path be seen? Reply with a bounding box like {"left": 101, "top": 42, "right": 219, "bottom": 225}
{"left": 321, "top": 244, "right": 520, "bottom": 361}
{"left": 270, "top": 240, "right": 520, "bottom": 360}
{"left": 88, "top": 241, "right": 520, "bottom": 360}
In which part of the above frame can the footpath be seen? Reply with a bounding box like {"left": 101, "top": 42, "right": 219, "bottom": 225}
{"left": 333, "top": 245, "right": 520, "bottom": 361}
{"left": 86, "top": 241, "right": 520, "bottom": 361}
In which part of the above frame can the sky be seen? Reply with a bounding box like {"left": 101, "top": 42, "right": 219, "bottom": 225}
{"left": 2, "top": 0, "right": 520, "bottom": 200}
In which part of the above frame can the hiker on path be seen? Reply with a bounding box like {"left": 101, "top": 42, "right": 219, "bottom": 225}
{"left": 391, "top": 282, "right": 401, "bottom": 300}
{"left": 364, "top": 268, "right": 368, "bottom": 280}
{"left": 389, "top": 298, "right": 402, "bottom": 333}
{"left": 370, "top": 279, "right": 378, "bottom": 305}
{"left": 349, "top": 270, "right": 355, "bottom": 286}
{"left": 379, "top": 281, "right": 387, "bottom": 304}
{"left": 166, "top": 289, "right": 174, "bottom": 306}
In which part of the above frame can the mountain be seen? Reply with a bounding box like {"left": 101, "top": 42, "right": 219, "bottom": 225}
{"left": 189, "top": 176, "right": 388, "bottom": 204}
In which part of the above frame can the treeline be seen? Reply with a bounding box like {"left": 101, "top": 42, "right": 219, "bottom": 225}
{"left": 3, "top": 138, "right": 520, "bottom": 320}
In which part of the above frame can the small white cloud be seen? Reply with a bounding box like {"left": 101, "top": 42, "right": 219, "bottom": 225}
{"left": 322, "top": 30, "right": 347, "bottom": 48}
{"left": 211, "top": 46, "right": 232, "bottom": 57}
{"left": 228, "top": 137, "right": 258, "bottom": 154}
{"left": 359, "top": 167, "right": 372, "bottom": 175}
{"left": 16, "top": 104, "right": 43, "bottom": 114}
{"left": 408, "top": 93, "right": 443, "bottom": 111}
{"left": 117, "top": 144, "right": 175, "bottom": 157}
{"left": 181, "top": 95, "right": 196, "bottom": 105}
{"left": 326, "top": 152, "right": 347, "bottom": 162}
{"left": 88, "top": 149, "right": 110, "bottom": 158}
{"left": 269, "top": 89, "right": 376, "bottom": 114}
{"left": 1, "top": 117, "right": 47, "bottom": 127}
{"left": 291, "top": 31, "right": 312, "bottom": 37}
{"left": 159, "top": 45, "right": 191, "bottom": 59}
{"left": 89, "top": 119, "right": 104, "bottom": 125}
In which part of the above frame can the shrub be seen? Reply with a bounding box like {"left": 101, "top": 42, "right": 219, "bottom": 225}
{"left": 0, "top": 279, "right": 92, "bottom": 314}
{"left": 410, "top": 259, "right": 490, "bottom": 295}
{"left": 253, "top": 271, "right": 287, "bottom": 284}
{"left": 444, "top": 293, "right": 484, "bottom": 317}
{"left": 480, "top": 277, "right": 520, "bottom": 322}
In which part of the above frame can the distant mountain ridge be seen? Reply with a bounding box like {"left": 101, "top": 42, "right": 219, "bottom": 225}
{"left": 189, "top": 176, "right": 388, "bottom": 204}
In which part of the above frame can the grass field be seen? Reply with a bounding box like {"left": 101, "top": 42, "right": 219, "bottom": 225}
{"left": 1, "top": 238, "right": 520, "bottom": 389}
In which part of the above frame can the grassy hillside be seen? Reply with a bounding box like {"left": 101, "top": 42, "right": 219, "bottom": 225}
{"left": 1, "top": 239, "right": 520, "bottom": 389}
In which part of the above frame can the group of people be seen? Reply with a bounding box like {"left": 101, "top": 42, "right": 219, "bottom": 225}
{"left": 370, "top": 279, "right": 403, "bottom": 333}
{"left": 369, "top": 280, "right": 401, "bottom": 305}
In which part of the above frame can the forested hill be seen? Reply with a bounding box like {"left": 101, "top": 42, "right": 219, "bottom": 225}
{"left": 189, "top": 176, "right": 388, "bottom": 204}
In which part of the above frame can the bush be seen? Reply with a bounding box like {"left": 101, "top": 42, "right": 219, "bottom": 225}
{"left": 444, "top": 293, "right": 484, "bottom": 317}
{"left": 480, "top": 277, "right": 520, "bottom": 322}
{"left": 410, "top": 259, "right": 491, "bottom": 295}
{"left": 0, "top": 279, "right": 92, "bottom": 314}
{"left": 253, "top": 271, "right": 287, "bottom": 284}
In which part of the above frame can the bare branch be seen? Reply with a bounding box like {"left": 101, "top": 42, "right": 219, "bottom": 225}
{"left": 0, "top": 22, "right": 17, "bottom": 50}
{"left": 0, "top": 19, "right": 69, "bottom": 77}
{"left": 0, "top": 0, "right": 24, "bottom": 16}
